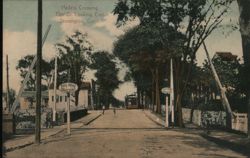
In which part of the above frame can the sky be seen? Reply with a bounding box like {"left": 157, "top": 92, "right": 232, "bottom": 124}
{"left": 2, "top": 0, "right": 243, "bottom": 101}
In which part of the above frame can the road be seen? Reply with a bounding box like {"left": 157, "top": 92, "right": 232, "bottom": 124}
{"left": 5, "top": 109, "right": 247, "bottom": 158}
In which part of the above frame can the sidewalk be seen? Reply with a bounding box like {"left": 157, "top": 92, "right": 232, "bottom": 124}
{"left": 4, "top": 110, "right": 102, "bottom": 152}
{"left": 143, "top": 110, "right": 165, "bottom": 127}
{"left": 143, "top": 109, "right": 250, "bottom": 154}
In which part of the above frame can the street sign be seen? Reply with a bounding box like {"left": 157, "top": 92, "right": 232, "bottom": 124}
{"left": 161, "top": 87, "right": 172, "bottom": 94}
{"left": 59, "top": 82, "right": 78, "bottom": 135}
{"left": 59, "top": 82, "right": 78, "bottom": 92}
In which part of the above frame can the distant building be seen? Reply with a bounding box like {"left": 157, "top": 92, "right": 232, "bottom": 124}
{"left": 213, "top": 52, "right": 237, "bottom": 61}
{"left": 19, "top": 91, "right": 49, "bottom": 110}
{"left": 78, "top": 81, "right": 91, "bottom": 108}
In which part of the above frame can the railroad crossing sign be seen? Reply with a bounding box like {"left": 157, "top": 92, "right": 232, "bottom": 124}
{"left": 59, "top": 82, "right": 78, "bottom": 93}
{"left": 161, "top": 87, "right": 172, "bottom": 94}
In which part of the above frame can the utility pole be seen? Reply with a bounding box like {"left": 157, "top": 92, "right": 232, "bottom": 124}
{"left": 35, "top": 0, "right": 42, "bottom": 144}
{"left": 90, "top": 80, "right": 94, "bottom": 110}
{"left": 6, "top": 55, "right": 10, "bottom": 113}
{"left": 170, "top": 58, "right": 174, "bottom": 126}
{"left": 53, "top": 57, "right": 57, "bottom": 122}
{"left": 67, "top": 69, "right": 71, "bottom": 135}
{"left": 203, "top": 42, "right": 233, "bottom": 129}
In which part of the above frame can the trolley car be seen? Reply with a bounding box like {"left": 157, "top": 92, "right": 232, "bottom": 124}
{"left": 125, "top": 94, "right": 138, "bottom": 109}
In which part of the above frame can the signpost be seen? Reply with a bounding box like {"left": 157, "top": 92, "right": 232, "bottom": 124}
{"left": 161, "top": 87, "right": 172, "bottom": 128}
{"left": 162, "top": 58, "right": 175, "bottom": 127}
{"left": 59, "top": 82, "right": 78, "bottom": 135}
{"left": 165, "top": 97, "right": 169, "bottom": 128}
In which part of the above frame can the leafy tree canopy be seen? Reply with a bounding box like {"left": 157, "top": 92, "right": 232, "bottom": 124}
{"left": 16, "top": 55, "right": 53, "bottom": 91}
{"left": 90, "top": 51, "right": 120, "bottom": 106}
{"left": 55, "top": 31, "right": 93, "bottom": 105}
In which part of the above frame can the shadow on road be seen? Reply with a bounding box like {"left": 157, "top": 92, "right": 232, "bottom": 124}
{"left": 200, "top": 134, "right": 250, "bottom": 157}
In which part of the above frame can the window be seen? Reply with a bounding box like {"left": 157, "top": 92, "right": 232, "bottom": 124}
{"left": 60, "top": 96, "right": 62, "bottom": 102}
{"left": 65, "top": 96, "right": 67, "bottom": 102}
{"left": 52, "top": 96, "right": 54, "bottom": 102}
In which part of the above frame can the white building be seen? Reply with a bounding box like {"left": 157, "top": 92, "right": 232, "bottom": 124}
{"left": 48, "top": 89, "right": 74, "bottom": 112}
{"left": 48, "top": 81, "right": 91, "bottom": 112}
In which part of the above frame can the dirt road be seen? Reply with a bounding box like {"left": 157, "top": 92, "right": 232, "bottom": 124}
{"left": 6, "top": 109, "right": 247, "bottom": 158}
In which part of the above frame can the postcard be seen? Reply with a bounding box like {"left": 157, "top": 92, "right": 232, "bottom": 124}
{"left": 3, "top": 0, "right": 250, "bottom": 157}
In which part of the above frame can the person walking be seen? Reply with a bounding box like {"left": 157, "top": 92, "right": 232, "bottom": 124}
{"left": 102, "top": 105, "right": 105, "bottom": 115}
{"left": 113, "top": 107, "right": 116, "bottom": 115}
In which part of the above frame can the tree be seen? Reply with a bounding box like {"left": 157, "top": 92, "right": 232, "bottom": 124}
{"left": 90, "top": 51, "right": 120, "bottom": 108}
{"left": 236, "top": 0, "right": 250, "bottom": 137}
{"left": 113, "top": 0, "right": 234, "bottom": 126}
{"left": 114, "top": 22, "right": 184, "bottom": 113}
{"left": 16, "top": 55, "right": 53, "bottom": 91}
{"left": 55, "top": 31, "right": 93, "bottom": 106}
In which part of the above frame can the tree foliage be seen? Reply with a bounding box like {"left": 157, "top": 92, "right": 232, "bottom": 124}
{"left": 185, "top": 54, "right": 246, "bottom": 112}
{"left": 113, "top": 22, "right": 184, "bottom": 112}
{"left": 55, "top": 31, "right": 93, "bottom": 106}
{"left": 113, "top": 0, "right": 234, "bottom": 126}
{"left": 16, "top": 55, "right": 53, "bottom": 91}
{"left": 90, "top": 51, "right": 120, "bottom": 107}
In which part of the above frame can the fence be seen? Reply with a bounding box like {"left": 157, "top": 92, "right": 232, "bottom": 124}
{"left": 3, "top": 113, "right": 15, "bottom": 139}
{"left": 182, "top": 108, "right": 248, "bottom": 133}
{"left": 15, "top": 108, "right": 53, "bottom": 130}
{"left": 232, "top": 113, "right": 248, "bottom": 133}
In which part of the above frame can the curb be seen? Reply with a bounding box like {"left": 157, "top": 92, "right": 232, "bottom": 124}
{"left": 5, "top": 128, "right": 64, "bottom": 152}
{"left": 47, "top": 128, "right": 65, "bottom": 138}
{"left": 5, "top": 141, "right": 34, "bottom": 153}
{"left": 143, "top": 110, "right": 165, "bottom": 127}
{"left": 84, "top": 113, "right": 102, "bottom": 125}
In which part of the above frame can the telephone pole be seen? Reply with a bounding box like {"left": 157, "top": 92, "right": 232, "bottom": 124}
{"left": 6, "top": 55, "right": 10, "bottom": 112}
{"left": 170, "top": 58, "right": 174, "bottom": 125}
{"left": 35, "top": 0, "right": 43, "bottom": 144}
{"left": 53, "top": 57, "right": 57, "bottom": 122}
{"left": 67, "top": 69, "right": 71, "bottom": 135}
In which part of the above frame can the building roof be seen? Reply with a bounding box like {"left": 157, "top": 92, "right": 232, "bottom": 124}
{"left": 21, "top": 91, "right": 49, "bottom": 98}
{"left": 213, "top": 52, "right": 237, "bottom": 61}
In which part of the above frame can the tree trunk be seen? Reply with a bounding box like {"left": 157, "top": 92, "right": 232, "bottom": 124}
{"left": 75, "top": 89, "right": 80, "bottom": 106}
{"left": 237, "top": 0, "right": 250, "bottom": 137}
{"left": 190, "top": 93, "right": 195, "bottom": 123}
{"left": 151, "top": 69, "right": 155, "bottom": 111}
{"left": 155, "top": 68, "right": 161, "bottom": 114}
{"left": 174, "top": 58, "right": 191, "bottom": 127}
{"left": 176, "top": 93, "right": 184, "bottom": 127}
{"left": 141, "top": 91, "right": 144, "bottom": 109}
{"left": 137, "top": 87, "right": 141, "bottom": 108}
